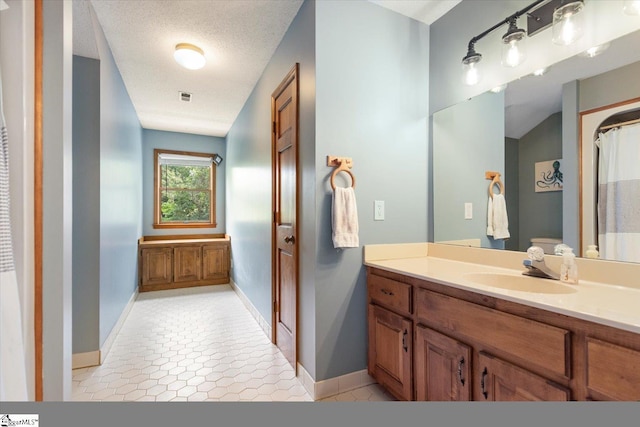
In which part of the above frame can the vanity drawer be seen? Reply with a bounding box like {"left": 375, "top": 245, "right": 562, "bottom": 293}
{"left": 586, "top": 338, "right": 640, "bottom": 401}
{"left": 416, "top": 288, "right": 570, "bottom": 379}
{"left": 368, "top": 275, "right": 412, "bottom": 315}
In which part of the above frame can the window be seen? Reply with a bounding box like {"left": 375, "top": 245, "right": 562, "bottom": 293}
{"left": 153, "top": 149, "right": 217, "bottom": 228}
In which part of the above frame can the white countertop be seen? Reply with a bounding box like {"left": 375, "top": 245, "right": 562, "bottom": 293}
{"left": 365, "top": 252, "right": 640, "bottom": 335}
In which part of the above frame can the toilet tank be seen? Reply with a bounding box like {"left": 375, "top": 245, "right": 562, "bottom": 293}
{"left": 530, "top": 238, "right": 562, "bottom": 255}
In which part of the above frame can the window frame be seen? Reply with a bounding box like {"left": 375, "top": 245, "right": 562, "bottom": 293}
{"left": 153, "top": 148, "right": 217, "bottom": 229}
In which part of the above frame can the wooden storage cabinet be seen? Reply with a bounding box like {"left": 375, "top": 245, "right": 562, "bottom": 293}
{"left": 138, "top": 235, "right": 230, "bottom": 292}
{"left": 140, "top": 247, "right": 173, "bottom": 286}
{"left": 366, "top": 266, "right": 640, "bottom": 401}
{"left": 368, "top": 304, "right": 413, "bottom": 401}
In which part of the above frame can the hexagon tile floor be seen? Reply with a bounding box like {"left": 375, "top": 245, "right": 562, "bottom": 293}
{"left": 72, "top": 284, "right": 395, "bottom": 402}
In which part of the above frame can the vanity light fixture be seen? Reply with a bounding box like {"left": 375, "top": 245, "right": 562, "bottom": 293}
{"left": 623, "top": 0, "right": 640, "bottom": 15}
{"left": 501, "top": 18, "right": 527, "bottom": 68}
{"left": 460, "top": 0, "right": 595, "bottom": 86}
{"left": 174, "top": 43, "right": 206, "bottom": 70}
{"left": 551, "top": 0, "right": 585, "bottom": 46}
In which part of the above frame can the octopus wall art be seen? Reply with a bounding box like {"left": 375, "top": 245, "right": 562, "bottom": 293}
{"left": 535, "top": 159, "right": 563, "bottom": 192}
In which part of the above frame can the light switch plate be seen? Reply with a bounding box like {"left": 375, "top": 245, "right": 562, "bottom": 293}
{"left": 464, "top": 203, "right": 473, "bottom": 219}
{"left": 374, "top": 200, "right": 385, "bottom": 221}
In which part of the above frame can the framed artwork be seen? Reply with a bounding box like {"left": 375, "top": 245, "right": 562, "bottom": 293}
{"left": 535, "top": 159, "right": 563, "bottom": 192}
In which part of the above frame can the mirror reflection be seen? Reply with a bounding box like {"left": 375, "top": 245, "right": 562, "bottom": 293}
{"left": 433, "top": 29, "right": 640, "bottom": 263}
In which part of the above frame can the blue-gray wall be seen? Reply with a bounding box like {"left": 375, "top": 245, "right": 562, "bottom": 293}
{"left": 72, "top": 55, "right": 101, "bottom": 354}
{"left": 518, "top": 112, "right": 563, "bottom": 251}
{"left": 505, "top": 137, "right": 520, "bottom": 251}
{"left": 92, "top": 9, "right": 143, "bottom": 347}
{"left": 314, "top": 0, "right": 429, "bottom": 380}
{"left": 142, "top": 129, "right": 226, "bottom": 236}
{"left": 433, "top": 91, "right": 505, "bottom": 249}
{"left": 225, "top": 0, "right": 316, "bottom": 375}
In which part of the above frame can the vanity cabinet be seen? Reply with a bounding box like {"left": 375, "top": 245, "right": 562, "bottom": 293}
{"left": 138, "top": 235, "right": 230, "bottom": 292}
{"left": 366, "top": 266, "right": 640, "bottom": 401}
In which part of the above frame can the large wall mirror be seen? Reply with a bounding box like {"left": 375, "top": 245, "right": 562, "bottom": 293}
{"left": 433, "top": 29, "right": 640, "bottom": 264}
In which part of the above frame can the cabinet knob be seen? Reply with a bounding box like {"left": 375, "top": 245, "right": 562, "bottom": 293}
{"left": 284, "top": 235, "right": 295, "bottom": 244}
{"left": 402, "top": 329, "right": 408, "bottom": 353}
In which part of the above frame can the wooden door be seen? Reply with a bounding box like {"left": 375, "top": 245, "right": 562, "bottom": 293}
{"left": 140, "top": 247, "right": 173, "bottom": 287}
{"left": 368, "top": 304, "right": 413, "bottom": 400}
{"left": 272, "top": 64, "right": 299, "bottom": 369}
{"left": 202, "top": 244, "right": 229, "bottom": 281}
{"left": 415, "top": 326, "right": 471, "bottom": 401}
{"left": 174, "top": 246, "right": 201, "bottom": 283}
{"left": 478, "top": 352, "right": 570, "bottom": 401}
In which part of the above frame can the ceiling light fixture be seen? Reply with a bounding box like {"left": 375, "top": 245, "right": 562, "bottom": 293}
{"left": 551, "top": 0, "right": 585, "bottom": 46}
{"left": 174, "top": 43, "right": 206, "bottom": 70}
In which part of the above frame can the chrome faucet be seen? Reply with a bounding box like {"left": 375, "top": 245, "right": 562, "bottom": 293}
{"left": 522, "top": 246, "right": 560, "bottom": 280}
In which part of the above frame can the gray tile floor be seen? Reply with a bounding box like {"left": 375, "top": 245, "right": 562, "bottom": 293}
{"left": 72, "top": 284, "right": 394, "bottom": 402}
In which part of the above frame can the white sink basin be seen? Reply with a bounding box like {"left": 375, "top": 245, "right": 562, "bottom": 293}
{"left": 463, "top": 272, "right": 578, "bottom": 294}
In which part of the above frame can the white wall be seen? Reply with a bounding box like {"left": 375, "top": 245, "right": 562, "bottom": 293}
{"left": 0, "top": 0, "right": 35, "bottom": 400}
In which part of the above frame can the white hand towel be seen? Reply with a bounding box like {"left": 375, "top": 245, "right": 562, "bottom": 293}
{"left": 486, "top": 196, "right": 494, "bottom": 236}
{"left": 332, "top": 187, "right": 359, "bottom": 248}
{"left": 491, "top": 194, "right": 510, "bottom": 240}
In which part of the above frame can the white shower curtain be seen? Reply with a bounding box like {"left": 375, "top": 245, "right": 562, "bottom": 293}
{"left": 0, "top": 67, "right": 29, "bottom": 400}
{"left": 595, "top": 122, "right": 640, "bottom": 263}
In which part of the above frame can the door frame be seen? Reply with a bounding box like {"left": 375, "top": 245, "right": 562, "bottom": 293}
{"left": 271, "top": 63, "right": 300, "bottom": 369}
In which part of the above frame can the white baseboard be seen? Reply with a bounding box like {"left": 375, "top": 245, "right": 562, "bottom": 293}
{"left": 228, "top": 278, "right": 272, "bottom": 339}
{"left": 72, "top": 350, "right": 100, "bottom": 369}
{"left": 297, "top": 363, "right": 376, "bottom": 401}
{"left": 99, "top": 288, "right": 138, "bottom": 364}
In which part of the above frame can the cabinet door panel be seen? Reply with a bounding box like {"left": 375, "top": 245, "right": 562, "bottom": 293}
{"left": 415, "top": 326, "right": 471, "bottom": 401}
{"left": 586, "top": 338, "right": 640, "bottom": 401}
{"left": 368, "top": 304, "right": 412, "bottom": 400}
{"left": 203, "top": 244, "right": 230, "bottom": 281}
{"left": 141, "top": 248, "right": 173, "bottom": 286}
{"left": 478, "top": 352, "right": 570, "bottom": 401}
{"left": 174, "top": 246, "right": 201, "bottom": 283}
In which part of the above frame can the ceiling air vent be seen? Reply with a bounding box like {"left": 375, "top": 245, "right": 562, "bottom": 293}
{"left": 179, "top": 91, "right": 192, "bottom": 102}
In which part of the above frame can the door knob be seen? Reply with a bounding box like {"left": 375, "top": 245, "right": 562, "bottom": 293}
{"left": 284, "top": 235, "right": 295, "bottom": 244}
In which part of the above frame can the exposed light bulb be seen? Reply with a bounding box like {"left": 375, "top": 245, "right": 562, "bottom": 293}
{"left": 463, "top": 61, "right": 481, "bottom": 86}
{"left": 501, "top": 20, "right": 526, "bottom": 68}
{"left": 623, "top": 0, "right": 640, "bottom": 15}
{"left": 461, "top": 51, "right": 482, "bottom": 86}
{"left": 552, "top": 1, "right": 585, "bottom": 46}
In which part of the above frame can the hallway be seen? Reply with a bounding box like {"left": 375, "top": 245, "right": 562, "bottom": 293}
{"left": 72, "top": 284, "right": 394, "bottom": 402}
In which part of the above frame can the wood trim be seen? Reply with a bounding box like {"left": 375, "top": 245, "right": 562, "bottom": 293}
{"left": 153, "top": 148, "right": 217, "bottom": 228}
{"left": 141, "top": 233, "right": 226, "bottom": 241}
{"left": 580, "top": 96, "right": 640, "bottom": 116}
{"left": 34, "top": 0, "right": 44, "bottom": 402}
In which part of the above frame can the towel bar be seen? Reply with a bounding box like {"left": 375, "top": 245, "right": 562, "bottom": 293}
{"left": 328, "top": 156, "right": 356, "bottom": 190}
{"left": 486, "top": 171, "right": 504, "bottom": 198}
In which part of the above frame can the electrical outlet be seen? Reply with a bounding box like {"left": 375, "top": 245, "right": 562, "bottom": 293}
{"left": 464, "top": 203, "right": 473, "bottom": 219}
{"left": 374, "top": 200, "right": 385, "bottom": 221}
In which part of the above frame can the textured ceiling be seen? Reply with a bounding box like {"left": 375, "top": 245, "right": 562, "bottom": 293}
{"left": 72, "top": 0, "right": 460, "bottom": 138}
{"left": 74, "top": 0, "right": 304, "bottom": 137}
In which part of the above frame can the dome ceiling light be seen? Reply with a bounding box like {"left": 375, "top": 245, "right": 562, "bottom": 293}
{"left": 174, "top": 43, "right": 206, "bottom": 70}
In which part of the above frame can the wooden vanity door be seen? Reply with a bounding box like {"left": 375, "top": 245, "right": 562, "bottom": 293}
{"left": 415, "top": 326, "right": 471, "bottom": 401}
{"left": 140, "top": 247, "right": 173, "bottom": 287}
{"left": 368, "top": 304, "right": 413, "bottom": 400}
{"left": 174, "top": 246, "right": 201, "bottom": 283}
{"left": 478, "top": 352, "right": 570, "bottom": 401}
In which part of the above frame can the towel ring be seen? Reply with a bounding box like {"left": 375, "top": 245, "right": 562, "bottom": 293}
{"left": 330, "top": 168, "right": 356, "bottom": 190}
{"left": 488, "top": 175, "right": 504, "bottom": 198}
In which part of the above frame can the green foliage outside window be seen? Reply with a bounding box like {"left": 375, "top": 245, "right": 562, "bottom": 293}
{"left": 160, "top": 164, "right": 211, "bottom": 223}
